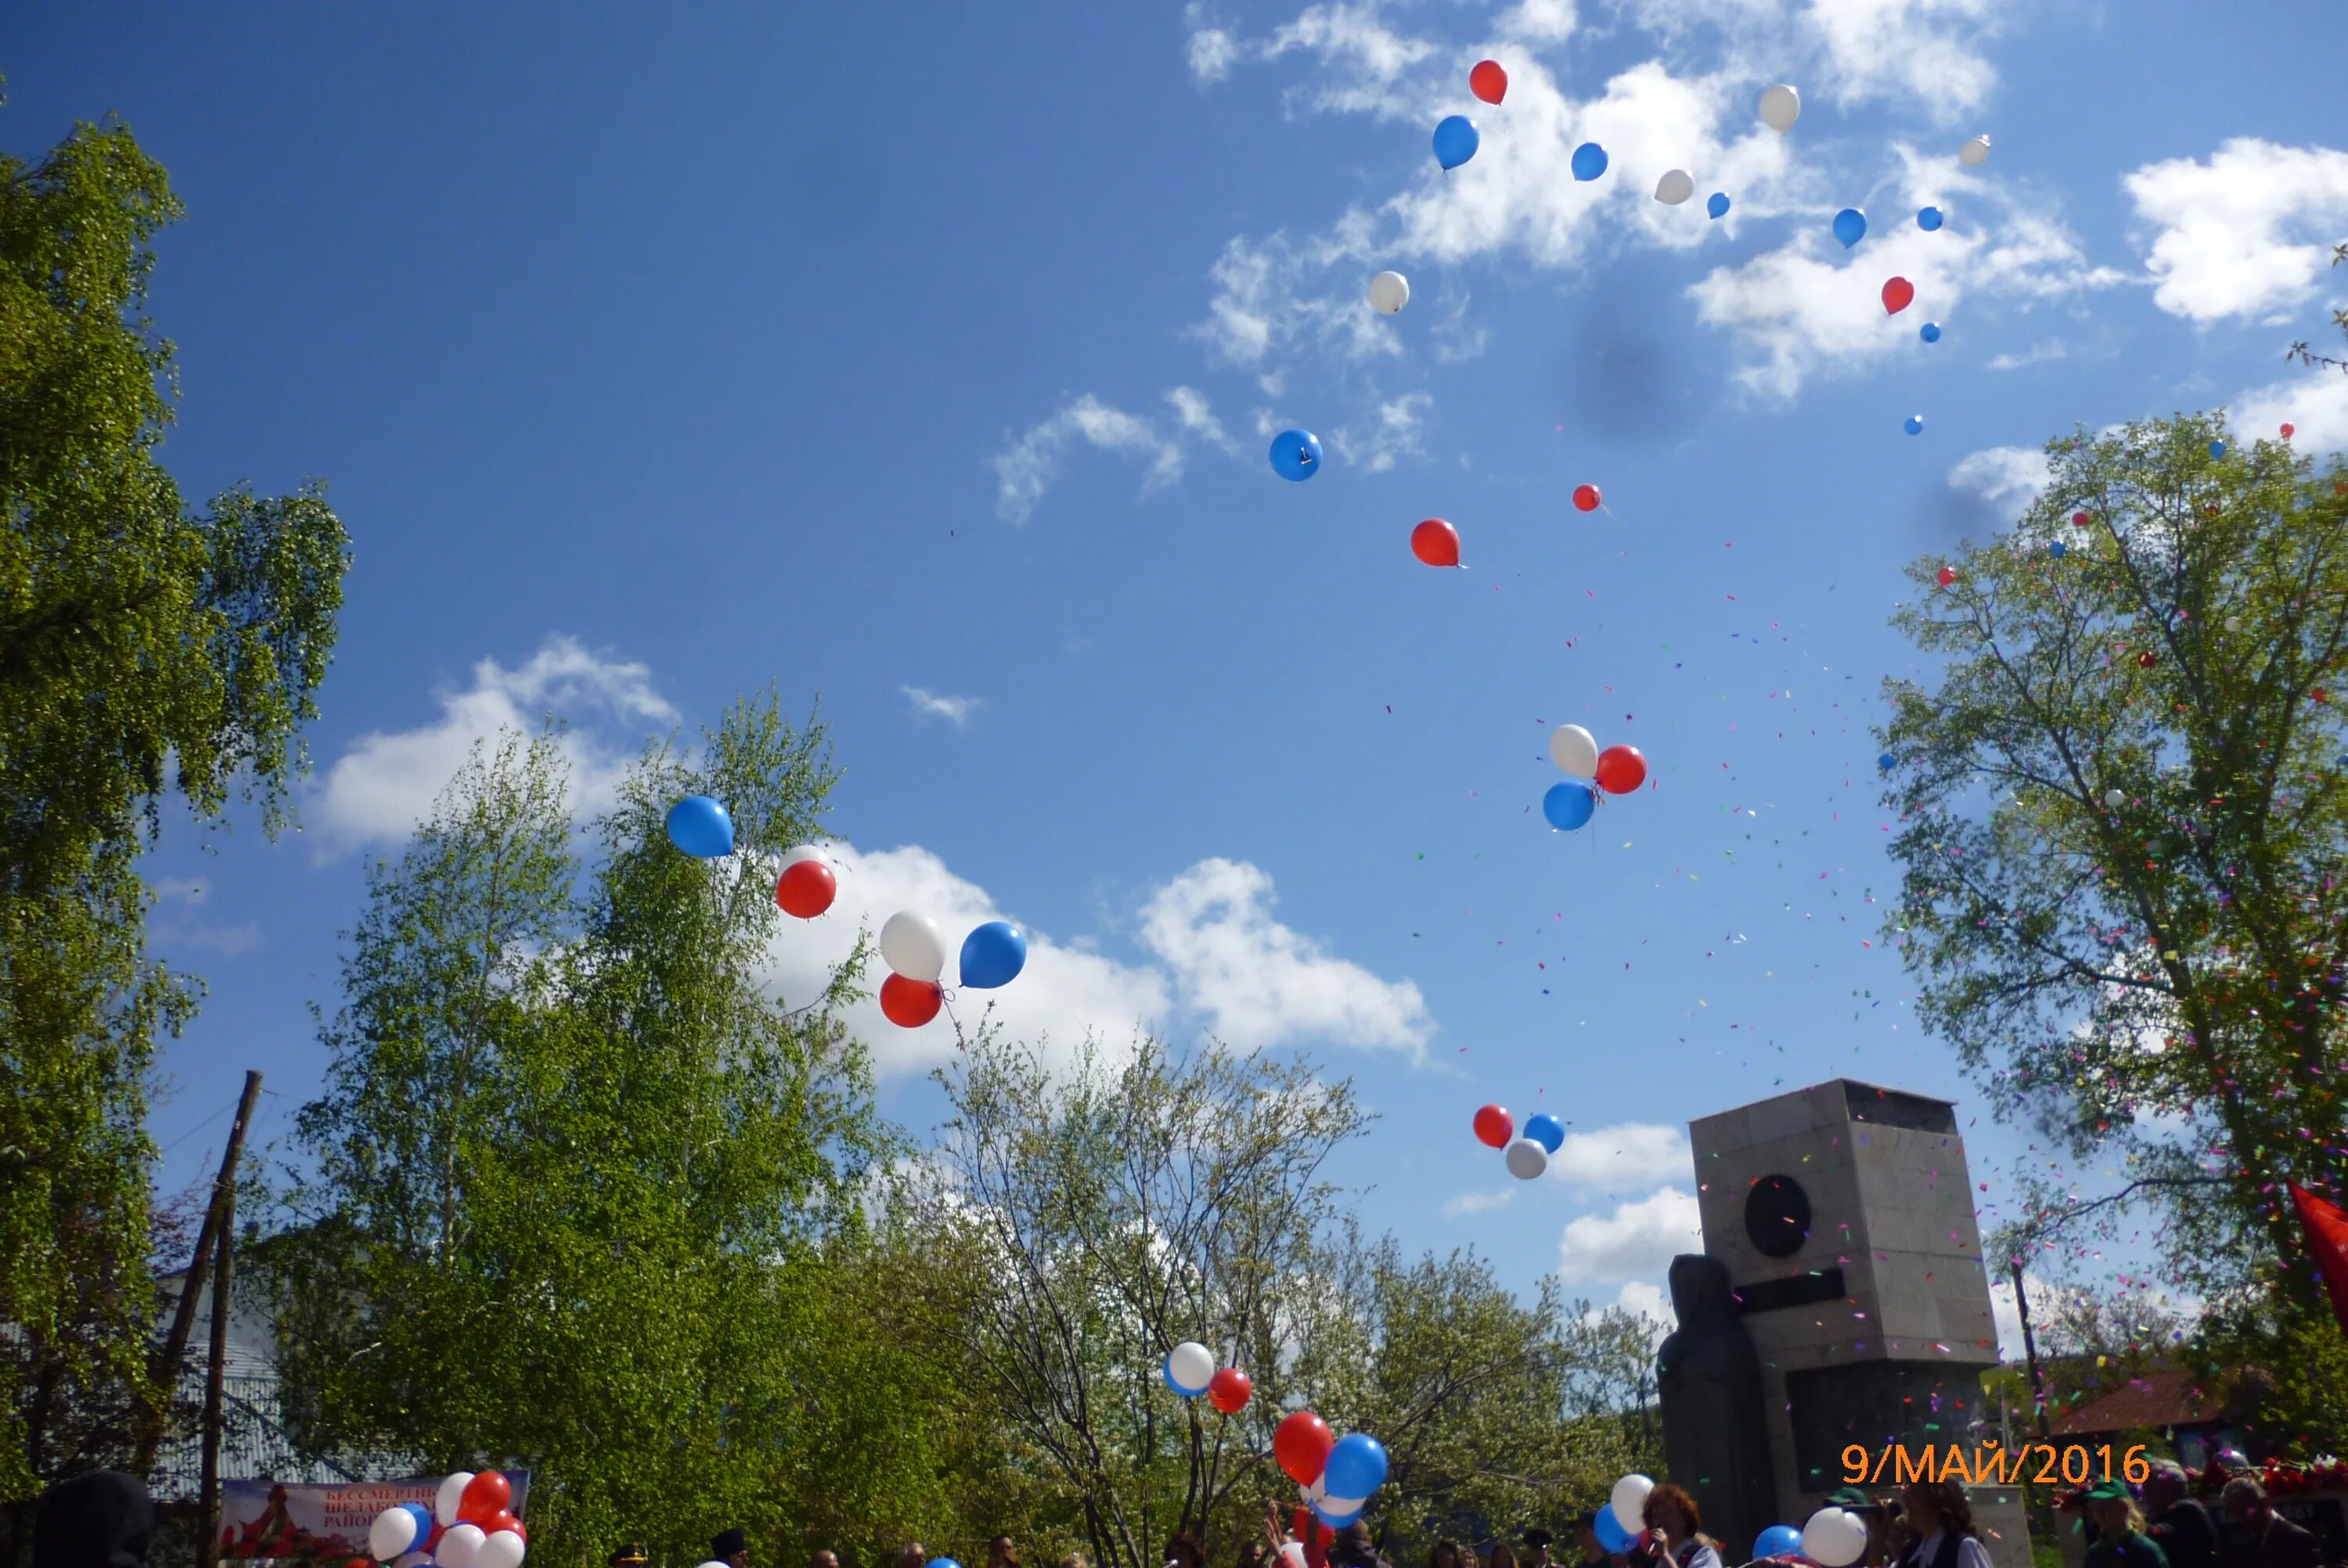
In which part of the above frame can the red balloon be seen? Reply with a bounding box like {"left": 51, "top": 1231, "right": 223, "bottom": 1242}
{"left": 484, "top": 1513, "right": 521, "bottom": 1540}
{"left": 1936, "top": 564, "right": 1957, "bottom": 586}
{"left": 775, "top": 857, "right": 837, "bottom": 919}
{"left": 1594, "top": 743, "right": 1647, "bottom": 795}
{"left": 1208, "top": 1367, "right": 1253, "bottom": 1413}
{"left": 1572, "top": 484, "right": 1601, "bottom": 512}
{"left": 457, "top": 1473, "right": 510, "bottom": 1525}
{"left": 2282, "top": 423, "right": 2296, "bottom": 438}
{"left": 1469, "top": 59, "right": 1507, "bottom": 105}
{"left": 1881, "top": 275, "right": 1914, "bottom": 315}
{"left": 1274, "top": 1410, "right": 1336, "bottom": 1484}
{"left": 1473, "top": 1104, "right": 1513, "bottom": 1149}
{"left": 1410, "top": 519, "right": 1460, "bottom": 567}
{"left": 2070, "top": 511, "right": 2091, "bottom": 527}
{"left": 880, "top": 973, "right": 942, "bottom": 1028}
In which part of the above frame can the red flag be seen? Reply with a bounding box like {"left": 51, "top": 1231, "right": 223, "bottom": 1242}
{"left": 2290, "top": 1185, "right": 2348, "bottom": 1336}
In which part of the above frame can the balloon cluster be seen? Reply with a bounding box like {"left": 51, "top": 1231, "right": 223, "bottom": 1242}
{"left": 1593, "top": 1475, "right": 1651, "bottom": 1555}
{"left": 369, "top": 1473, "right": 524, "bottom": 1568}
{"left": 1471, "top": 1103, "right": 1565, "bottom": 1181}
{"left": 1161, "top": 1340, "right": 1253, "bottom": 1413}
{"left": 876, "top": 910, "right": 1030, "bottom": 1028}
{"left": 1542, "top": 725, "right": 1647, "bottom": 833}
{"left": 1274, "top": 1411, "right": 1388, "bottom": 1528}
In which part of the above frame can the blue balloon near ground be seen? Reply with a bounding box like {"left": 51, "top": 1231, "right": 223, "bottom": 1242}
{"left": 1269, "top": 428, "right": 1323, "bottom": 480}
{"left": 666, "top": 795, "right": 733, "bottom": 858}
{"left": 1543, "top": 780, "right": 1597, "bottom": 831}
{"left": 398, "top": 1505, "right": 434, "bottom": 1554}
{"left": 1594, "top": 1509, "right": 1633, "bottom": 1555}
{"left": 1433, "top": 115, "right": 1480, "bottom": 170}
{"left": 1904, "top": 415, "right": 1925, "bottom": 436}
{"left": 1878, "top": 753, "right": 1896, "bottom": 771}
{"left": 1752, "top": 1526, "right": 1803, "bottom": 1559}
{"left": 1707, "top": 192, "right": 1730, "bottom": 219}
{"left": 2050, "top": 540, "right": 2069, "bottom": 557}
{"left": 1524, "top": 1112, "right": 1565, "bottom": 1153}
{"left": 1920, "top": 322, "right": 1942, "bottom": 343}
{"left": 1323, "top": 1433, "right": 1389, "bottom": 1497}
{"left": 960, "top": 922, "right": 1028, "bottom": 989}
{"left": 1833, "top": 207, "right": 1867, "bottom": 246}
{"left": 1917, "top": 206, "right": 1944, "bottom": 232}
{"left": 1570, "top": 142, "right": 1608, "bottom": 182}
{"left": 2209, "top": 440, "right": 2227, "bottom": 459}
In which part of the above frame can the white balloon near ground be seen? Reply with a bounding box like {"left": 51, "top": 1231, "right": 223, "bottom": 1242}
{"left": 1610, "top": 1474, "right": 1655, "bottom": 1534}
{"left": 1504, "top": 1137, "right": 1549, "bottom": 1180}
{"left": 1802, "top": 1509, "right": 1867, "bottom": 1568}
{"left": 438, "top": 1526, "right": 488, "bottom": 1568}
{"left": 1167, "top": 1340, "right": 1215, "bottom": 1393}
{"left": 1367, "top": 271, "right": 1410, "bottom": 314}
{"left": 1550, "top": 724, "right": 1600, "bottom": 779}
{"left": 1758, "top": 84, "right": 1801, "bottom": 132}
{"left": 1654, "top": 170, "right": 1694, "bottom": 206}
{"left": 477, "top": 1533, "right": 528, "bottom": 1568}
{"left": 781, "top": 842, "right": 830, "bottom": 868}
{"left": 435, "top": 1475, "right": 474, "bottom": 1528}
{"left": 1959, "top": 134, "right": 1991, "bottom": 166}
{"left": 878, "top": 910, "right": 947, "bottom": 981}
{"left": 369, "top": 1509, "right": 420, "bottom": 1563}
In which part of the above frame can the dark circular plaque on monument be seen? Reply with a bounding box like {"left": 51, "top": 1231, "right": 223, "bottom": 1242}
{"left": 1744, "top": 1173, "right": 1810, "bottom": 1257}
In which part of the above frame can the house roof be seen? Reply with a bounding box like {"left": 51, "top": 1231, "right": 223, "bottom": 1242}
{"left": 2051, "top": 1365, "right": 2239, "bottom": 1437}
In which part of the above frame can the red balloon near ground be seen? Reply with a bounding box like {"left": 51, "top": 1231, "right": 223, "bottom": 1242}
{"left": 880, "top": 973, "right": 942, "bottom": 1028}
{"left": 1469, "top": 59, "right": 1507, "bottom": 104}
{"left": 1208, "top": 1367, "right": 1253, "bottom": 1413}
{"left": 1882, "top": 276, "right": 1914, "bottom": 315}
{"left": 457, "top": 1473, "right": 510, "bottom": 1525}
{"left": 775, "top": 858, "right": 837, "bottom": 919}
{"left": 2282, "top": 423, "right": 2296, "bottom": 438}
{"left": 1274, "top": 1410, "right": 1337, "bottom": 1484}
{"left": 1473, "top": 1104, "right": 1514, "bottom": 1149}
{"left": 1594, "top": 744, "right": 1647, "bottom": 795}
{"left": 1936, "top": 565, "right": 1957, "bottom": 586}
{"left": 1572, "top": 484, "right": 1601, "bottom": 512}
{"left": 1411, "top": 518, "right": 1461, "bottom": 567}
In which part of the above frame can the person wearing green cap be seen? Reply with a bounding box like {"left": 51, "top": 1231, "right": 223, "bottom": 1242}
{"left": 2083, "top": 1481, "right": 2167, "bottom": 1568}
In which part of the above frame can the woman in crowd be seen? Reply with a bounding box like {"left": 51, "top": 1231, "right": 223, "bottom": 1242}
{"left": 1630, "top": 1484, "right": 1722, "bottom": 1568}
{"left": 2083, "top": 1480, "right": 2170, "bottom": 1568}
{"left": 1890, "top": 1480, "right": 1992, "bottom": 1568}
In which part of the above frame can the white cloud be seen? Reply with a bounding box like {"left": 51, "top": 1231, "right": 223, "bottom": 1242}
{"left": 153, "top": 877, "right": 210, "bottom": 905}
{"left": 902, "top": 686, "right": 981, "bottom": 728}
{"left": 1985, "top": 338, "right": 2067, "bottom": 371}
{"left": 1611, "top": 1278, "right": 1676, "bottom": 1330}
{"left": 1442, "top": 1187, "right": 1518, "bottom": 1218}
{"left": 2123, "top": 138, "right": 2348, "bottom": 324}
{"left": 991, "top": 387, "right": 1242, "bottom": 522}
{"left": 2230, "top": 365, "right": 2348, "bottom": 458}
{"left": 1946, "top": 444, "right": 2051, "bottom": 511}
{"left": 1547, "top": 1123, "right": 1692, "bottom": 1189}
{"left": 1331, "top": 391, "right": 1432, "bottom": 473}
{"left": 1557, "top": 1185, "right": 1702, "bottom": 1283}
{"left": 1497, "top": 0, "right": 1578, "bottom": 45}
{"left": 1987, "top": 1266, "right": 2060, "bottom": 1363}
{"left": 1138, "top": 858, "right": 1435, "bottom": 1056}
{"left": 314, "top": 636, "right": 675, "bottom": 846}
{"left": 1166, "top": 384, "right": 1240, "bottom": 452}
{"left": 1187, "top": 25, "right": 1239, "bottom": 84}
{"left": 1619, "top": 0, "right": 2008, "bottom": 120}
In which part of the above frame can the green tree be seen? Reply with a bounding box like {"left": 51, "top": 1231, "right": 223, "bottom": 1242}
{"left": 275, "top": 698, "right": 899, "bottom": 1565}
{"left": 1878, "top": 413, "right": 2346, "bottom": 1362}
{"left": 2284, "top": 242, "right": 2346, "bottom": 375}
{"left": 1, "top": 112, "right": 348, "bottom": 1501}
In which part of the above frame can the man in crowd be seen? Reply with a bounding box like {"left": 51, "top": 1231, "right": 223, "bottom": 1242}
{"left": 714, "top": 1530, "right": 750, "bottom": 1568}
{"left": 34, "top": 1473, "right": 155, "bottom": 1568}
{"left": 1572, "top": 1512, "right": 1613, "bottom": 1568}
{"left": 2139, "top": 1461, "right": 2216, "bottom": 1568}
{"left": 813, "top": 1552, "right": 841, "bottom": 1568}
{"left": 1522, "top": 1530, "right": 1553, "bottom": 1568}
{"left": 2218, "top": 1476, "right": 2318, "bottom": 1568}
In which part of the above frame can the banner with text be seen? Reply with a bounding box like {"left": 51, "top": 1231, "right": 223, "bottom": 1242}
{"left": 218, "top": 1473, "right": 532, "bottom": 1562}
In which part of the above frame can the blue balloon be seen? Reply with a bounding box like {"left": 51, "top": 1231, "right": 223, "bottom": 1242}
{"left": 1542, "top": 779, "right": 1597, "bottom": 832}
{"left": 1752, "top": 1525, "right": 1803, "bottom": 1559}
{"left": 1919, "top": 321, "right": 1942, "bottom": 343}
{"left": 1877, "top": 752, "right": 1896, "bottom": 771}
{"left": 1310, "top": 1503, "right": 1361, "bottom": 1530}
{"left": 2049, "top": 540, "right": 2069, "bottom": 558}
{"left": 1904, "top": 415, "right": 1925, "bottom": 436}
{"left": 1706, "top": 192, "right": 1730, "bottom": 219}
{"left": 1570, "top": 142, "right": 1608, "bottom": 182}
{"left": 1270, "top": 428, "right": 1323, "bottom": 481}
{"left": 666, "top": 795, "right": 733, "bottom": 858}
{"left": 960, "top": 921, "right": 1028, "bottom": 989}
{"left": 1917, "top": 206, "right": 1944, "bottom": 232}
{"left": 1323, "top": 1433, "right": 1388, "bottom": 1498}
{"left": 1524, "top": 1112, "right": 1565, "bottom": 1153}
{"left": 398, "top": 1504, "right": 434, "bottom": 1556}
{"left": 1433, "top": 115, "right": 1480, "bottom": 170}
{"left": 1594, "top": 1509, "right": 1633, "bottom": 1555}
{"left": 2208, "top": 439, "right": 2227, "bottom": 459}
{"left": 927, "top": 1559, "right": 963, "bottom": 1568}
{"left": 1833, "top": 207, "right": 1867, "bottom": 247}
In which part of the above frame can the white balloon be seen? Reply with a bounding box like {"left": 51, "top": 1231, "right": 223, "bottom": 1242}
{"left": 1280, "top": 1547, "right": 1307, "bottom": 1568}
{"left": 1367, "top": 271, "right": 1410, "bottom": 314}
{"left": 2103, "top": 788, "right": 2125, "bottom": 808}
{"left": 1802, "top": 1509, "right": 1867, "bottom": 1568}
{"left": 438, "top": 1526, "right": 488, "bottom": 1568}
{"left": 477, "top": 1530, "right": 528, "bottom": 1568}
{"left": 781, "top": 842, "right": 830, "bottom": 869}
{"left": 1550, "top": 724, "right": 1600, "bottom": 779}
{"left": 1758, "top": 84, "right": 1801, "bottom": 132}
{"left": 1320, "top": 1494, "right": 1367, "bottom": 1516}
{"left": 1610, "top": 1474, "right": 1655, "bottom": 1534}
{"left": 1168, "top": 1340, "right": 1215, "bottom": 1394}
{"left": 1653, "top": 170, "right": 1694, "bottom": 206}
{"left": 879, "top": 910, "right": 947, "bottom": 981}
{"left": 1959, "top": 134, "right": 1991, "bottom": 167}
{"left": 434, "top": 1475, "right": 474, "bottom": 1528}
{"left": 369, "top": 1509, "right": 421, "bottom": 1563}
{"left": 1504, "top": 1137, "right": 1549, "bottom": 1180}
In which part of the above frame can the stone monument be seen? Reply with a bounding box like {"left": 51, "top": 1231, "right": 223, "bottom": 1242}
{"left": 1666, "top": 1078, "right": 2031, "bottom": 1566}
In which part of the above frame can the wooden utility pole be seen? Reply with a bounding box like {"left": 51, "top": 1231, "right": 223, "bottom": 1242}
{"left": 139, "top": 1070, "right": 263, "bottom": 1475}
{"left": 200, "top": 1146, "right": 238, "bottom": 1563}
{"left": 2011, "top": 1258, "right": 2051, "bottom": 1439}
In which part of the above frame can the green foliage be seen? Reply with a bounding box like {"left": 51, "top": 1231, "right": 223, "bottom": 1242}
{"left": 0, "top": 115, "right": 348, "bottom": 1500}
{"left": 1879, "top": 413, "right": 2348, "bottom": 1304}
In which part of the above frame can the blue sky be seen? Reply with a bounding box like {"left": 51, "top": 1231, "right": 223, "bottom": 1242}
{"left": 9, "top": 1, "right": 2347, "bottom": 1342}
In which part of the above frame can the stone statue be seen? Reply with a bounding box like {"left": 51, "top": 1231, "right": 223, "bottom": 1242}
{"left": 1656, "top": 1253, "right": 1777, "bottom": 1558}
